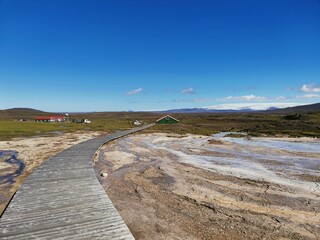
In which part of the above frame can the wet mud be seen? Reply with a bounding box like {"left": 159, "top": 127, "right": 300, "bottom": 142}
{"left": 95, "top": 133, "right": 320, "bottom": 240}
{"left": 0, "top": 151, "right": 25, "bottom": 185}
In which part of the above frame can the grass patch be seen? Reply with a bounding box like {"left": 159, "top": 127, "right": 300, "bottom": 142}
{"left": 0, "top": 121, "right": 67, "bottom": 140}
{"left": 224, "top": 133, "right": 247, "bottom": 138}
{"left": 0, "top": 111, "right": 319, "bottom": 140}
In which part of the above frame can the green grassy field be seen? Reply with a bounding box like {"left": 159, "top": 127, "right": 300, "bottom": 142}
{"left": 0, "top": 112, "right": 158, "bottom": 140}
{"left": 0, "top": 119, "right": 143, "bottom": 141}
{"left": 0, "top": 111, "right": 319, "bottom": 140}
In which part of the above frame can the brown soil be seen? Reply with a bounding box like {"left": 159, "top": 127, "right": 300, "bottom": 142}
{"left": 95, "top": 134, "right": 320, "bottom": 240}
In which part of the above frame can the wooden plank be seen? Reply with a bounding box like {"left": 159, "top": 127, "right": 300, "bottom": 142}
{"left": 0, "top": 124, "right": 154, "bottom": 239}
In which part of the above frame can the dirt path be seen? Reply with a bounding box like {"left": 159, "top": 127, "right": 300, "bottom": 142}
{"left": 95, "top": 133, "right": 320, "bottom": 240}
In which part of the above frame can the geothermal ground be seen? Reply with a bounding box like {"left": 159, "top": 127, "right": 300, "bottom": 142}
{"left": 95, "top": 133, "right": 320, "bottom": 240}
{"left": 0, "top": 131, "right": 101, "bottom": 215}
{"left": 1, "top": 131, "right": 319, "bottom": 239}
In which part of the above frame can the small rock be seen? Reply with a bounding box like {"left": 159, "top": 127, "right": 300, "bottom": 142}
{"left": 100, "top": 172, "right": 108, "bottom": 177}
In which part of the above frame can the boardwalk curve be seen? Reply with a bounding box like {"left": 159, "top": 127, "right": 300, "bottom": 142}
{"left": 0, "top": 124, "right": 154, "bottom": 239}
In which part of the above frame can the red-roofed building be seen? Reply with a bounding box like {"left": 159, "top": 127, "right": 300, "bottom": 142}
{"left": 35, "top": 116, "right": 66, "bottom": 122}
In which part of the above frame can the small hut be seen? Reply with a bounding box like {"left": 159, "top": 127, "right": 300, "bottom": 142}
{"left": 156, "top": 115, "right": 179, "bottom": 124}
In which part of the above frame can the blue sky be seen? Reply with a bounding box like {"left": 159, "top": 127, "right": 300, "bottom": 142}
{"left": 0, "top": 0, "right": 319, "bottom": 112}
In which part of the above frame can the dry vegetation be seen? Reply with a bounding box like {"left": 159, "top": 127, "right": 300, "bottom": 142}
{"left": 1, "top": 108, "right": 319, "bottom": 140}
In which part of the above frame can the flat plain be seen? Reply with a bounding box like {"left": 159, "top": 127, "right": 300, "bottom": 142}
{"left": 0, "top": 107, "right": 319, "bottom": 239}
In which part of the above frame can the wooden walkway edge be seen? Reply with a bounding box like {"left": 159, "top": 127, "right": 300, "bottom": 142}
{"left": 0, "top": 124, "right": 154, "bottom": 240}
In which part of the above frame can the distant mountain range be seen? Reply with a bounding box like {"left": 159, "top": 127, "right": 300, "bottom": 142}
{"left": 0, "top": 103, "right": 319, "bottom": 120}
{"left": 158, "top": 108, "right": 267, "bottom": 113}
{"left": 158, "top": 108, "right": 250, "bottom": 113}
{"left": 158, "top": 103, "right": 320, "bottom": 113}
{"left": 268, "top": 102, "right": 320, "bottom": 113}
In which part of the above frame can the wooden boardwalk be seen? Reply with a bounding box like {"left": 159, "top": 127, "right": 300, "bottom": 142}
{"left": 0, "top": 124, "right": 154, "bottom": 240}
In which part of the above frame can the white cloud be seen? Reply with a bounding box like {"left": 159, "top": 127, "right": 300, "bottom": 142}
{"left": 221, "top": 94, "right": 266, "bottom": 101}
{"left": 206, "top": 103, "right": 305, "bottom": 111}
{"left": 172, "top": 98, "right": 212, "bottom": 103}
{"left": 300, "top": 83, "right": 320, "bottom": 93}
{"left": 297, "top": 94, "right": 320, "bottom": 99}
{"left": 276, "top": 96, "right": 289, "bottom": 100}
{"left": 181, "top": 87, "right": 195, "bottom": 94}
{"left": 127, "top": 88, "right": 143, "bottom": 95}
